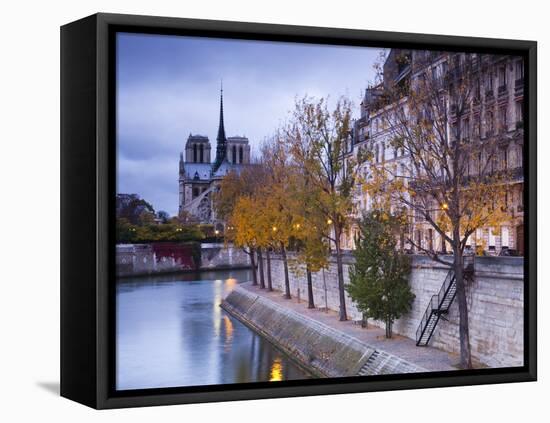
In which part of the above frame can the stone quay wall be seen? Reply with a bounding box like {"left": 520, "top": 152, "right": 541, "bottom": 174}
{"left": 260, "top": 253, "right": 524, "bottom": 368}
{"left": 221, "top": 286, "right": 425, "bottom": 378}
{"left": 116, "top": 243, "right": 250, "bottom": 277}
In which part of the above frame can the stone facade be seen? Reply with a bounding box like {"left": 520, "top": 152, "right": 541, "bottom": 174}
{"left": 116, "top": 243, "right": 251, "bottom": 277}
{"left": 341, "top": 51, "right": 525, "bottom": 256}
{"left": 260, "top": 253, "right": 523, "bottom": 368}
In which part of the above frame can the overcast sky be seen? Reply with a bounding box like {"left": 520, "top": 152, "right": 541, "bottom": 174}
{"left": 116, "top": 32, "right": 383, "bottom": 216}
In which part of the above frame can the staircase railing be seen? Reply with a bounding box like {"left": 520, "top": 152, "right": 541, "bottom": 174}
{"left": 415, "top": 256, "right": 475, "bottom": 346}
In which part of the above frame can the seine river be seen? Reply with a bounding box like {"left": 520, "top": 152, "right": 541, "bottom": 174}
{"left": 116, "top": 269, "right": 310, "bottom": 390}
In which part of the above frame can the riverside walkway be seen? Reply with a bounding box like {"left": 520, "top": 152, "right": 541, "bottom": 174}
{"left": 239, "top": 282, "right": 458, "bottom": 372}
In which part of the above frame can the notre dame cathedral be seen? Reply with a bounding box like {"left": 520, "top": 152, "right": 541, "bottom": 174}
{"left": 178, "top": 88, "right": 251, "bottom": 225}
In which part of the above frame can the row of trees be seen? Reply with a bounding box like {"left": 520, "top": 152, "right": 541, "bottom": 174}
{"left": 214, "top": 120, "right": 414, "bottom": 337}
{"left": 213, "top": 97, "right": 363, "bottom": 319}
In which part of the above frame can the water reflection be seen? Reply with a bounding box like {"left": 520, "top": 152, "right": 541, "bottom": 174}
{"left": 116, "top": 268, "right": 310, "bottom": 390}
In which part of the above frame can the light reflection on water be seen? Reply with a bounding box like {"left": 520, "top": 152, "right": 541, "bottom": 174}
{"left": 116, "top": 268, "right": 310, "bottom": 390}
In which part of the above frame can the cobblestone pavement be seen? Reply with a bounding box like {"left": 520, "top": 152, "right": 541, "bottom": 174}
{"left": 239, "top": 282, "right": 460, "bottom": 372}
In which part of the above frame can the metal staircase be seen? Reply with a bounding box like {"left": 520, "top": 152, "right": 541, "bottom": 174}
{"left": 415, "top": 257, "right": 474, "bottom": 346}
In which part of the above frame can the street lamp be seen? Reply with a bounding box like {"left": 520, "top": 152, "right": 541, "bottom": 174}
{"left": 441, "top": 202, "right": 449, "bottom": 210}
{"left": 327, "top": 219, "right": 333, "bottom": 225}
{"left": 272, "top": 226, "right": 277, "bottom": 232}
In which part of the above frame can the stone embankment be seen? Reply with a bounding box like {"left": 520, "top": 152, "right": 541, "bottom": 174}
{"left": 221, "top": 285, "right": 427, "bottom": 378}
{"left": 262, "top": 253, "right": 524, "bottom": 368}
{"left": 116, "top": 243, "right": 250, "bottom": 277}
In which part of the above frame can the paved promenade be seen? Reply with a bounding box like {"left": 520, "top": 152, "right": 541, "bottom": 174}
{"left": 239, "top": 282, "right": 459, "bottom": 372}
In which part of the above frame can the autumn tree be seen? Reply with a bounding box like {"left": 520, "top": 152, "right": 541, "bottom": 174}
{"left": 213, "top": 163, "right": 269, "bottom": 286}
{"left": 259, "top": 135, "right": 303, "bottom": 299}
{"left": 365, "top": 51, "right": 513, "bottom": 367}
{"left": 286, "top": 96, "right": 366, "bottom": 320}
{"left": 289, "top": 162, "right": 330, "bottom": 308}
{"left": 347, "top": 210, "right": 414, "bottom": 338}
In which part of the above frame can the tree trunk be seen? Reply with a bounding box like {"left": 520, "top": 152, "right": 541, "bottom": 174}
{"left": 266, "top": 248, "right": 273, "bottom": 291}
{"left": 250, "top": 247, "right": 258, "bottom": 286}
{"left": 306, "top": 265, "right": 315, "bottom": 309}
{"left": 257, "top": 248, "right": 265, "bottom": 289}
{"left": 281, "top": 243, "right": 291, "bottom": 299}
{"left": 385, "top": 318, "right": 393, "bottom": 339}
{"left": 454, "top": 244, "right": 472, "bottom": 369}
{"left": 334, "top": 224, "right": 348, "bottom": 321}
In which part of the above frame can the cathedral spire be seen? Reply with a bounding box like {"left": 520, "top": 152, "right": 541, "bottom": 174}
{"left": 216, "top": 80, "right": 226, "bottom": 143}
{"left": 213, "top": 81, "right": 227, "bottom": 173}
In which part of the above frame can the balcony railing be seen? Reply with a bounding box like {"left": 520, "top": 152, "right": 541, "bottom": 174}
{"left": 485, "top": 89, "right": 494, "bottom": 99}
{"left": 498, "top": 85, "right": 508, "bottom": 96}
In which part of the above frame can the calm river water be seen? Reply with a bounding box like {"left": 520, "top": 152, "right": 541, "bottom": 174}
{"left": 116, "top": 269, "right": 311, "bottom": 390}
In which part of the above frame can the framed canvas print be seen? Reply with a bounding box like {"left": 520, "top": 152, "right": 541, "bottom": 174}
{"left": 60, "top": 13, "right": 537, "bottom": 409}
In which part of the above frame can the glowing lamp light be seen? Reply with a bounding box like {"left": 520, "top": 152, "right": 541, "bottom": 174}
{"left": 327, "top": 219, "right": 333, "bottom": 225}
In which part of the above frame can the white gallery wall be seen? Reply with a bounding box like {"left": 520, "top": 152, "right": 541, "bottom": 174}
{"left": 0, "top": 0, "right": 546, "bottom": 421}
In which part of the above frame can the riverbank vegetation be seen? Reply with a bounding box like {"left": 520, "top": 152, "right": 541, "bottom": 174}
{"left": 115, "top": 195, "right": 216, "bottom": 244}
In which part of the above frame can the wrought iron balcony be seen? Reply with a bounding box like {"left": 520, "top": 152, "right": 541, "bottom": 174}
{"left": 498, "top": 85, "right": 508, "bottom": 96}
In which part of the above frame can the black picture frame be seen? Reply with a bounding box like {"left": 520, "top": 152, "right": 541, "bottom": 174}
{"left": 60, "top": 12, "right": 537, "bottom": 409}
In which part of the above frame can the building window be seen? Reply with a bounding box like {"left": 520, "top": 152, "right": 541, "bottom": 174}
{"left": 375, "top": 145, "right": 379, "bottom": 163}
{"left": 473, "top": 78, "right": 481, "bottom": 101}
{"left": 451, "top": 123, "right": 458, "bottom": 140}
{"left": 515, "top": 101, "right": 524, "bottom": 126}
{"left": 486, "top": 111, "right": 494, "bottom": 136}
{"left": 415, "top": 230, "right": 422, "bottom": 250}
{"left": 192, "top": 187, "right": 199, "bottom": 198}
{"left": 501, "top": 226, "right": 510, "bottom": 248}
{"left": 485, "top": 71, "right": 493, "bottom": 94}
{"left": 239, "top": 146, "right": 244, "bottom": 163}
{"left": 193, "top": 144, "right": 197, "bottom": 162}
{"left": 462, "top": 118, "right": 470, "bottom": 141}
{"left": 515, "top": 60, "right": 524, "bottom": 81}
{"left": 498, "top": 66, "right": 507, "bottom": 88}
{"left": 501, "top": 146, "right": 508, "bottom": 170}
{"left": 199, "top": 144, "right": 204, "bottom": 163}
{"left": 499, "top": 106, "right": 508, "bottom": 132}
{"left": 232, "top": 145, "right": 237, "bottom": 164}
{"left": 474, "top": 115, "right": 481, "bottom": 138}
